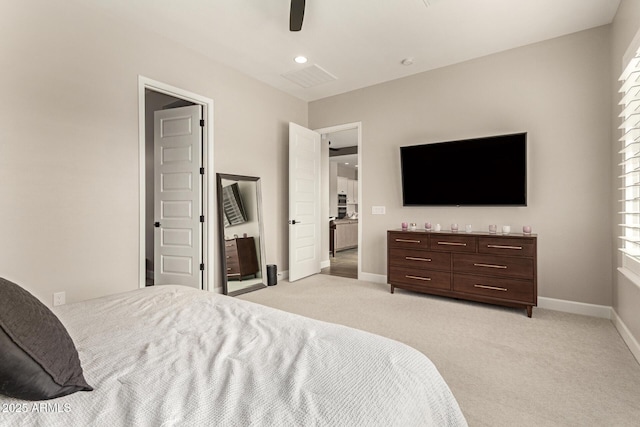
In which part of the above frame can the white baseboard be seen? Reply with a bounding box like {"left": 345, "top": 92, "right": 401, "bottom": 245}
{"left": 357, "top": 273, "right": 614, "bottom": 319}
{"left": 279, "top": 270, "right": 289, "bottom": 281}
{"left": 359, "top": 272, "right": 386, "bottom": 284}
{"left": 612, "top": 310, "right": 640, "bottom": 364}
{"left": 537, "top": 297, "right": 612, "bottom": 319}
{"left": 320, "top": 260, "right": 331, "bottom": 269}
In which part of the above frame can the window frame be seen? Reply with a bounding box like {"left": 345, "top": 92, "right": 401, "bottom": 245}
{"left": 618, "top": 32, "right": 640, "bottom": 285}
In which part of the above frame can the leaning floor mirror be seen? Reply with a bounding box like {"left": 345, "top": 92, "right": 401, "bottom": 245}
{"left": 216, "top": 173, "right": 267, "bottom": 296}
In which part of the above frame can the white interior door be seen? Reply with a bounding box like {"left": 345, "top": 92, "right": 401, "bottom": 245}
{"left": 154, "top": 105, "right": 203, "bottom": 288}
{"left": 289, "top": 122, "right": 322, "bottom": 282}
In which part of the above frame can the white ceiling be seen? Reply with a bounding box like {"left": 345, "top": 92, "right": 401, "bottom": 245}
{"left": 327, "top": 128, "right": 358, "bottom": 172}
{"left": 326, "top": 128, "right": 358, "bottom": 149}
{"left": 84, "top": 0, "right": 620, "bottom": 102}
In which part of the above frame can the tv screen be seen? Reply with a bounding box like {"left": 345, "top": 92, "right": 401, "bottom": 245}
{"left": 400, "top": 133, "right": 527, "bottom": 206}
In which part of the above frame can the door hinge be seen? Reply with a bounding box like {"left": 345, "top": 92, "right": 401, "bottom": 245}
{"left": 200, "top": 215, "right": 205, "bottom": 223}
{"left": 200, "top": 119, "right": 205, "bottom": 127}
{"left": 200, "top": 263, "right": 205, "bottom": 271}
{"left": 200, "top": 167, "right": 205, "bottom": 175}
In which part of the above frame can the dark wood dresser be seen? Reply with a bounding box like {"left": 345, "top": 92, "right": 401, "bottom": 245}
{"left": 387, "top": 229, "right": 537, "bottom": 317}
{"left": 225, "top": 237, "right": 259, "bottom": 280}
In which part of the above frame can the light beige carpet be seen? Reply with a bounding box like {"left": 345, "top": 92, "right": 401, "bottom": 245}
{"left": 239, "top": 275, "right": 640, "bottom": 426}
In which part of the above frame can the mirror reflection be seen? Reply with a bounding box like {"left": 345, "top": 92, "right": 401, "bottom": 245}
{"left": 217, "top": 174, "right": 267, "bottom": 296}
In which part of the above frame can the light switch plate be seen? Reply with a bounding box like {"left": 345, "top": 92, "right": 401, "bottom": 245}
{"left": 372, "top": 206, "right": 386, "bottom": 215}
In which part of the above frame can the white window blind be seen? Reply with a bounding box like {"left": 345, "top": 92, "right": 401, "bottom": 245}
{"left": 619, "top": 48, "right": 640, "bottom": 262}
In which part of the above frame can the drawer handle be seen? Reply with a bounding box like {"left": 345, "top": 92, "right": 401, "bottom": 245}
{"left": 405, "top": 256, "right": 432, "bottom": 262}
{"left": 473, "top": 263, "right": 507, "bottom": 269}
{"left": 487, "top": 244, "right": 523, "bottom": 250}
{"left": 437, "top": 241, "right": 467, "bottom": 246}
{"left": 474, "top": 284, "right": 508, "bottom": 291}
{"left": 396, "top": 238, "right": 422, "bottom": 243}
{"left": 406, "top": 275, "right": 431, "bottom": 281}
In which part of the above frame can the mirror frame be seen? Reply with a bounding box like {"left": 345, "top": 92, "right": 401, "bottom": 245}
{"left": 216, "top": 173, "right": 267, "bottom": 296}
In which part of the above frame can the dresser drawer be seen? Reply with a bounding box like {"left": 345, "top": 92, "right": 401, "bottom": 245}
{"left": 388, "top": 232, "right": 429, "bottom": 250}
{"left": 478, "top": 237, "right": 535, "bottom": 257}
{"left": 389, "top": 267, "right": 451, "bottom": 291}
{"left": 453, "top": 273, "right": 534, "bottom": 304}
{"left": 226, "top": 261, "right": 240, "bottom": 276}
{"left": 225, "top": 249, "right": 239, "bottom": 261}
{"left": 389, "top": 249, "right": 450, "bottom": 271}
{"left": 430, "top": 234, "right": 476, "bottom": 253}
{"left": 224, "top": 240, "right": 238, "bottom": 254}
{"left": 226, "top": 256, "right": 239, "bottom": 269}
{"left": 453, "top": 254, "right": 534, "bottom": 279}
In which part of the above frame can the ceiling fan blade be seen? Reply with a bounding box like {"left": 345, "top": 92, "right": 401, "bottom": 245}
{"left": 290, "top": 0, "right": 305, "bottom": 31}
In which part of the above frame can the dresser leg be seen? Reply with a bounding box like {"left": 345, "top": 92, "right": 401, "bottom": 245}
{"left": 526, "top": 306, "right": 532, "bottom": 318}
{"left": 390, "top": 285, "right": 395, "bottom": 294}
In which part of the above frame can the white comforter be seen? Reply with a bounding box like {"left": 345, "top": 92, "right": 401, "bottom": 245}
{"left": 1, "top": 285, "right": 466, "bottom": 426}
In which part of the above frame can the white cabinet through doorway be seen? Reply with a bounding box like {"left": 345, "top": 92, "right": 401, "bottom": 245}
{"left": 347, "top": 179, "right": 356, "bottom": 204}
{"left": 337, "top": 177, "right": 348, "bottom": 195}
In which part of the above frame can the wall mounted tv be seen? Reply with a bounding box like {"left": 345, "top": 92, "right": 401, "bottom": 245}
{"left": 400, "top": 132, "right": 527, "bottom": 206}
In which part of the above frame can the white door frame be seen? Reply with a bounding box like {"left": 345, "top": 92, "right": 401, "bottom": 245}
{"left": 138, "top": 76, "right": 215, "bottom": 291}
{"left": 313, "top": 122, "right": 362, "bottom": 280}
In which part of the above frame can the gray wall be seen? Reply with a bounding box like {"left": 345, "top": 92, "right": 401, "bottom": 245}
{"left": 310, "top": 26, "right": 612, "bottom": 306}
{"left": 337, "top": 164, "right": 358, "bottom": 180}
{"left": 0, "top": 0, "right": 307, "bottom": 305}
{"left": 611, "top": 0, "right": 640, "bottom": 349}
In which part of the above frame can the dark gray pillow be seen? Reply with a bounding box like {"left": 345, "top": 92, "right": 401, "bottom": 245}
{"left": 0, "top": 277, "right": 93, "bottom": 400}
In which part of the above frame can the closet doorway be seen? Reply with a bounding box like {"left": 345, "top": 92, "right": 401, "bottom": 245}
{"left": 138, "top": 77, "right": 215, "bottom": 291}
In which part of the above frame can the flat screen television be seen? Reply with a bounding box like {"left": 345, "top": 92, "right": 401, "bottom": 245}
{"left": 400, "top": 132, "right": 527, "bottom": 206}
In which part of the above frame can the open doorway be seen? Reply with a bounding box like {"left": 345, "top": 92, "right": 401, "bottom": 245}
{"left": 144, "top": 90, "right": 196, "bottom": 286}
{"left": 138, "top": 77, "right": 215, "bottom": 291}
{"left": 318, "top": 125, "right": 361, "bottom": 280}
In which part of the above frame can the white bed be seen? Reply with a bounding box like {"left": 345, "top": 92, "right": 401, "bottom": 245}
{"left": 1, "top": 285, "right": 466, "bottom": 426}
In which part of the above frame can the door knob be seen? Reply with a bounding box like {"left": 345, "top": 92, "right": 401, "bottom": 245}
{"left": 154, "top": 222, "right": 161, "bottom": 227}
{"left": 289, "top": 220, "right": 300, "bottom": 225}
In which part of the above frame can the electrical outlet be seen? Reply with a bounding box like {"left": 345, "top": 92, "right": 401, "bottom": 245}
{"left": 53, "top": 292, "right": 66, "bottom": 307}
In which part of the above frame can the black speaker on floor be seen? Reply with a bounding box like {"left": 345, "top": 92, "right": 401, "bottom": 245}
{"left": 267, "top": 264, "right": 277, "bottom": 286}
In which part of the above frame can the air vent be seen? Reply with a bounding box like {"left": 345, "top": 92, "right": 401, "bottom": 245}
{"left": 282, "top": 64, "right": 337, "bottom": 88}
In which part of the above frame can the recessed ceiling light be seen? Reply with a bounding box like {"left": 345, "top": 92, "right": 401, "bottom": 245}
{"left": 345, "top": 162, "right": 349, "bottom": 165}
{"left": 294, "top": 56, "right": 308, "bottom": 64}
{"left": 401, "top": 58, "right": 414, "bottom": 66}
